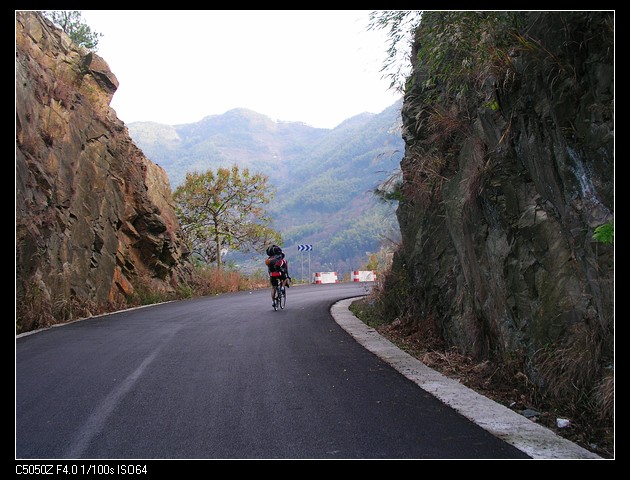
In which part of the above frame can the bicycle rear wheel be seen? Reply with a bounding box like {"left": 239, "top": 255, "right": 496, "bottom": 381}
{"left": 279, "top": 286, "right": 286, "bottom": 309}
{"left": 273, "top": 286, "right": 281, "bottom": 311}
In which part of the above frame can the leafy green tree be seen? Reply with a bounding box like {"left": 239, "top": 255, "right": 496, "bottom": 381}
{"left": 173, "top": 165, "right": 281, "bottom": 269}
{"left": 42, "top": 11, "right": 102, "bottom": 51}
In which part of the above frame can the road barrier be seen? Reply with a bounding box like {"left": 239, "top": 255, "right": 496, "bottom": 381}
{"left": 313, "top": 272, "right": 338, "bottom": 284}
{"left": 352, "top": 270, "right": 377, "bottom": 282}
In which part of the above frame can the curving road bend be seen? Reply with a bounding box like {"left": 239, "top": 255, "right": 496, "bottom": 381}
{"left": 15, "top": 283, "right": 584, "bottom": 460}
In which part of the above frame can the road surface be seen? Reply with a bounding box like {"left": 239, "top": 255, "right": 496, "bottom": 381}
{"left": 16, "top": 282, "right": 568, "bottom": 460}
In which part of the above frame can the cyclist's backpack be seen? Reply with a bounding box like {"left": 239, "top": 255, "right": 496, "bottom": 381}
{"left": 269, "top": 254, "right": 285, "bottom": 273}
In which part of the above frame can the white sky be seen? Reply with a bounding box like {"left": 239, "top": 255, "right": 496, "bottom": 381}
{"left": 78, "top": 10, "right": 404, "bottom": 129}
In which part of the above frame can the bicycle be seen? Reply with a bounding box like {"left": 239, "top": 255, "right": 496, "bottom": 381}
{"left": 273, "top": 283, "right": 286, "bottom": 311}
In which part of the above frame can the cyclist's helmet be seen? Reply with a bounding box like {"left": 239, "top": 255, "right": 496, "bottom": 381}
{"left": 266, "top": 245, "right": 283, "bottom": 256}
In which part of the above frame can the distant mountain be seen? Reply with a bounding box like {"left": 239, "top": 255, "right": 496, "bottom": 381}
{"left": 129, "top": 108, "right": 330, "bottom": 188}
{"left": 128, "top": 101, "right": 404, "bottom": 276}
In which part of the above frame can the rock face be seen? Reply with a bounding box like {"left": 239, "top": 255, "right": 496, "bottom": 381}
{"left": 388, "top": 12, "right": 613, "bottom": 400}
{"left": 16, "top": 11, "right": 192, "bottom": 332}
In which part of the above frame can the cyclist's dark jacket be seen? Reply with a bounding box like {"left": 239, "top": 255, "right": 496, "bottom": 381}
{"left": 266, "top": 254, "right": 288, "bottom": 278}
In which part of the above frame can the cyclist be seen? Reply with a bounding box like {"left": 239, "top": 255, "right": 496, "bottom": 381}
{"left": 265, "top": 245, "right": 290, "bottom": 308}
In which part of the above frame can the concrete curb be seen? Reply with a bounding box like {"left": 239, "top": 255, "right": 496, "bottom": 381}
{"left": 331, "top": 297, "right": 602, "bottom": 460}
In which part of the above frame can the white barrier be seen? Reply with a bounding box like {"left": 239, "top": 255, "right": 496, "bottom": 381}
{"left": 313, "top": 272, "right": 338, "bottom": 284}
{"left": 352, "top": 270, "right": 377, "bottom": 282}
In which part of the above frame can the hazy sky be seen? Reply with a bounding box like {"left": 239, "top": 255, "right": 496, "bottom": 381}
{"left": 79, "top": 10, "right": 404, "bottom": 129}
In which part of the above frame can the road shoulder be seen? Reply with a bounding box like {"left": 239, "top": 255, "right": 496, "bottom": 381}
{"left": 331, "top": 297, "right": 602, "bottom": 460}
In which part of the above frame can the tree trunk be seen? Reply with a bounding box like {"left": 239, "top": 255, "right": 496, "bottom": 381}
{"left": 214, "top": 215, "right": 222, "bottom": 269}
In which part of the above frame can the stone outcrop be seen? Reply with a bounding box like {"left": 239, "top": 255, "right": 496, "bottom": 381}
{"left": 16, "top": 11, "right": 192, "bottom": 332}
{"left": 387, "top": 12, "right": 613, "bottom": 402}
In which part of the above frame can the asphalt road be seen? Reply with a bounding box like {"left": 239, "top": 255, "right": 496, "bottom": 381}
{"left": 16, "top": 282, "right": 563, "bottom": 460}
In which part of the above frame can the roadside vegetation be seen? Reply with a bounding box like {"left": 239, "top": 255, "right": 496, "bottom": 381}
{"left": 16, "top": 266, "right": 273, "bottom": 335}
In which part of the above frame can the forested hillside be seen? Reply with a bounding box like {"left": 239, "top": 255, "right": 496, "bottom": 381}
{"left": 128, "top": 101, "right": 404, "bottom": 274}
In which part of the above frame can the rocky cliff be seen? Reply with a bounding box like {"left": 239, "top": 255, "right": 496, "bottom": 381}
{"left": 16, "top": 11, "right": 192, "bottom": 333}
{"left": 385, "top": 12, "right": 613, "bottom": 409}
